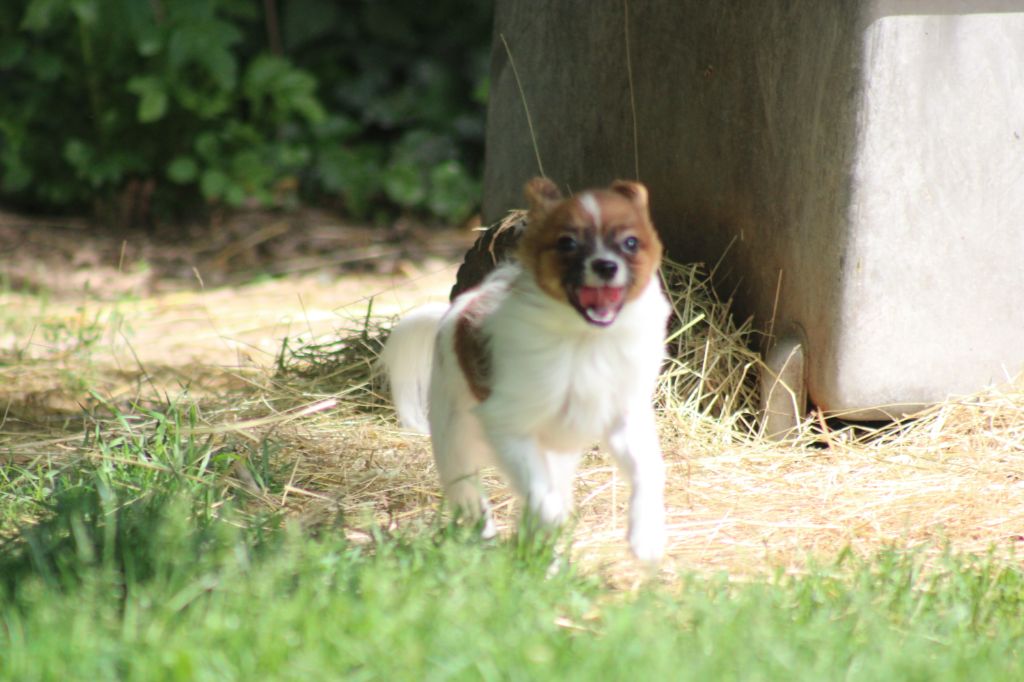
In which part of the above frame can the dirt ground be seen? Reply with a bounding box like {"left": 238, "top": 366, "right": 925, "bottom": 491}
{"left": 3, "top": 208, "right": 1023, "bottom": 583}
{"left": 0, "top": 209, "right": 472, "bottom": 400}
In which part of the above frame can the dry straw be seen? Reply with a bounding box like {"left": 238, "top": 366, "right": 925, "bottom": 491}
{"left": 59, "top": 0, "right": 1024, "bottom": 578}
{"left": 4, "top": 216, "right": 1022, "bottom": 583}
{"left": 263, "top": 243, "right": 1024, "bottom": 583}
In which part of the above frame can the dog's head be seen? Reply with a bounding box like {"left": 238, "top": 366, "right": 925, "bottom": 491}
{"left": 517, "top": 177, "right": 663, "bottom": 327}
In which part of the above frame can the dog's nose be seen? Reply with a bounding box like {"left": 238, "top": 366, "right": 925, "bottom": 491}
{"left": 591, "top": 259, "right": 619, "bottom": 280}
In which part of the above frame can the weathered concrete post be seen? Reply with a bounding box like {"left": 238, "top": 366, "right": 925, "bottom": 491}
{"left": 483, "top": 0, "right": 1024, "bottom": 426}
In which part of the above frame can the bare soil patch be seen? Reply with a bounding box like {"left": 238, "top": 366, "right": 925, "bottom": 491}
{"left": 2, "top": 209, "right": 1022, "bottom": 583}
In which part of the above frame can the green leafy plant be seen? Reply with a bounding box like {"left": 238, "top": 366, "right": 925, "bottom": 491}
{"left": 287, "top": 0, "right": 491, "bottom": 222}
{"left": 0, "top": 0, "right": 491, "bottom": 224}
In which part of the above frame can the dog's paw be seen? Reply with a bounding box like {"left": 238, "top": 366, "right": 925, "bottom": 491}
{"left": 628, "top": 515, "right": 666, "bottom": 564}
{"left": 536, "top": 490, "right": 570, "bottom": 527}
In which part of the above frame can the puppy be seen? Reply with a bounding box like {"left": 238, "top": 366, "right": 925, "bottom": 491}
{"left": 381, "top": 178, "right": 670, "bottom": 562}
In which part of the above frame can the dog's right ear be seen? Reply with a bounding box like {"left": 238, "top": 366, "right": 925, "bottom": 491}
{"left": 524, "top": 177, "right": 563, "bottom": 217}
{"left": 610, "top": 180, "right": 650, "bottom": 218}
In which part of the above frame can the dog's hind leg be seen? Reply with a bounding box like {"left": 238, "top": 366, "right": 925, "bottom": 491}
{"left": 430, "top": 397, "right": 496, "bottom": 538}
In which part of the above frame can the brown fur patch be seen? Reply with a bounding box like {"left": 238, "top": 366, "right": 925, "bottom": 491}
{"left": 452, "top": 286, "right": 505, "bottom": 401}
{"left": 454, "top": 316, "right": 491, "bottom": 401}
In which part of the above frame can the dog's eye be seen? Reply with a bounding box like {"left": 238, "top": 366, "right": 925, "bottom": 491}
{"left": 622, "top": 236, "right": 640, "bottom": 253}
{"left": 555, "top": 235, "right": 578, "bottom": 253}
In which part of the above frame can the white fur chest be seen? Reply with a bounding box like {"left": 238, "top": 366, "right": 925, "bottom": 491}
{"left": 537, "top": 330, "right": 646, "bottom": 450}
{"left": 476, "top": 269, "right": 669, "bottom": 450}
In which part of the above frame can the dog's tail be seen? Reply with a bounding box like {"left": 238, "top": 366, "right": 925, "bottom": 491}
{"left": 379, "top": 303, "right": 448, "bottom": 434}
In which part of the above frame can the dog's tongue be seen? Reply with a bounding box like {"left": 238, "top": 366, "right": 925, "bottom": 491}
{"left": 578, "top": 286, "right": 624, "bottom": 308}
{"left": 577, "top": 286, "right": 624, "bottom": 325}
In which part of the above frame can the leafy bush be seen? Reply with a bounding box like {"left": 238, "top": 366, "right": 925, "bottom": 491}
{"left": 0, "top": 0, "right": 491, "bottom": 224}
{"left": 285, "top": 0, "right": 490, "bottom": 223}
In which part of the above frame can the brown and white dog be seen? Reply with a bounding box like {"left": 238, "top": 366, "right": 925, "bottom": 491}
{"left": 381, "top": 178, "right": 670, "bottom": 561}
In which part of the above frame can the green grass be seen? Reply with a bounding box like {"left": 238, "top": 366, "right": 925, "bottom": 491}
{"left": 2, "top": 299, "right": 1023, "bottom": 682}
{"left": 1, "top": 397, "right": 1023, "bottom": 680}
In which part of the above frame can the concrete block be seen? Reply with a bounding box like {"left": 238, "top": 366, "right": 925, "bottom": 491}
{"left": 483, "top": 0, "right": 1024, "bottom": 419}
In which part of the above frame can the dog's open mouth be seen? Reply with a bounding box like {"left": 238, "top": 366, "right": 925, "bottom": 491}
{"left": 574, "top": 286, "right": 625, "bottom": 326}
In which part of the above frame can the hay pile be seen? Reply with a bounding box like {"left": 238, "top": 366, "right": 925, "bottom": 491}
{"left": 265, "top": 254, "right": 1024, "bottom": 582}
{"left": 3, "top": 227, "right": 1021, "bottom": 582}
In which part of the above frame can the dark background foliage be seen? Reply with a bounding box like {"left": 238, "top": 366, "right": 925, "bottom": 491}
{"left": 0, "top": 0, "right": 493, "bottom": 226}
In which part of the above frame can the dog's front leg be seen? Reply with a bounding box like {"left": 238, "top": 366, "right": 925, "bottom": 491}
{"left": 605, "top": 408, "right": 666, "bottom": 563}
{"left": 486, "top": 432, "right": 570, "bottom": 527}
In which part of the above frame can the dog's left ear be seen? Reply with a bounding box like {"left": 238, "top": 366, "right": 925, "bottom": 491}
{"left": 524, "top": 177, "right": 563, "bottom": 217}
{"left": 610, "top": 180, "right": 650, "bottom": 218}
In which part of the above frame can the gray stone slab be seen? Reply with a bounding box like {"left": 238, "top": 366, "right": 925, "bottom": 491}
{"left": 483, "top": 0, "right": 1024, "bottom": 419}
